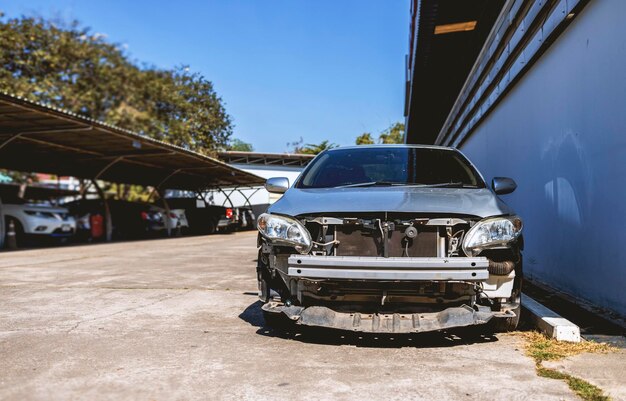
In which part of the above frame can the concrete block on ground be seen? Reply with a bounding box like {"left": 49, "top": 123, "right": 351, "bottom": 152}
{"left": 522, "top": 293, "right": 581, "bottom": 342}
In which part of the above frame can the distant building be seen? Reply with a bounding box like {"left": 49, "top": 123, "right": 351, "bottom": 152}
{"left": 194, "top": 151, "right": 314, "bottom": 216}
{"left": 35, "top": 174, "right": 81, "bottom": 191}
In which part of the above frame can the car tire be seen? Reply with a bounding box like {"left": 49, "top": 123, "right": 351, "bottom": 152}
{"left": 257, "top": 267, "right": 271, "bottom": 303}
{"left": 5, "top": 217, "right": 24, "bottom": 248}
{"left": 206, "top": 220, "right": 217, "bottom": 235}
{"left": 492, "top": 252, "right": 523, "bottom": 332}
{"left": 492, "top": 303, "right": 521, "bottom": 332}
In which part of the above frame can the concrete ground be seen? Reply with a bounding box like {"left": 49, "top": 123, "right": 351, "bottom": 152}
{"left": 0, "top": 231, "right": 618, "bottom": 400}
{"left": 543, "top": 353, "right": 626, "bottom": 401}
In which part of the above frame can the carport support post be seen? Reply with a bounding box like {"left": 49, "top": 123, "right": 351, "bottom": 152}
{"left": 92, "top": 179, "right": 113, "bottom": 242}
{"left": 217, "top": 187, "right": 235, "bottom": 208}
{"left": 158, "top": 189, "right": 172, "bottom": 237}
{"left": 235, "top": 186, "right": 260, "bottom": 209}
{"left": 0, "top": 196, "right": 5, "bottom": 249}
{"left": 195, "top": 191, "right": 208, "bottom": 207}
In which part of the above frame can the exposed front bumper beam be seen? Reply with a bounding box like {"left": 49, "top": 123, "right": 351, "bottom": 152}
{"left": 288, "top": 255, "right": 489, "bottom": 281}
{"left": 262, "top": 302, "right": 509, "bottom": 333}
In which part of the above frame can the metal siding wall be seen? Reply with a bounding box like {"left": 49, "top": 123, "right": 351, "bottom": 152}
{"left": 460, "top": 0, "right": 626, "bottom": 317}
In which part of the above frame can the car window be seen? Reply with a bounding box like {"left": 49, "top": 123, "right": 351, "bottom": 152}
{"left": 297, "top": 147, "right": 484, "bottom": 189}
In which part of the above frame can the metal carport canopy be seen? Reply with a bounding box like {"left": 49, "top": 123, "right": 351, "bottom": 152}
{"left": 0, "top": 183, "right": 80, "bottom": 200}
{"left": 0, "top": 92, "right": 265, "bottom": 190}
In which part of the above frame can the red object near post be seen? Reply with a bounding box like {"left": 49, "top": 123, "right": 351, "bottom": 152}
{"left": 90, "top": 214, "right": 104, "bottom": 239}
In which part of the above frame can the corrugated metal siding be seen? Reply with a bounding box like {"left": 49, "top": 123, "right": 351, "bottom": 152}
{"left": 460, "top": 0, "right": 626, "bottom": 317}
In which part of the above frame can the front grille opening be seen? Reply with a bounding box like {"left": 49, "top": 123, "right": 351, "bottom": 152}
{"left": 303, "top": 213, "right": 475, "bottom": 258}
{"left": 335, "top": 225, "right": 439, "bottom": 257}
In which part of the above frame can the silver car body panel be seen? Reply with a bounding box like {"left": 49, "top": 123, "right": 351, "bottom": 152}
{"left": 287, "top": 255, "right": 489, "bottom": 281}
{"left": 269, "top": 187, "right": 512, "bottom": 218}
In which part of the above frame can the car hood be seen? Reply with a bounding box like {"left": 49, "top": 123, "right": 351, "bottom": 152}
{"left": 268, "top": 187, "right": 513, "bottom": 218}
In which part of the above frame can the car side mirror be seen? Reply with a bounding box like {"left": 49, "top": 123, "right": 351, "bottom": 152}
{"left": 265, "top": 177, "right": 290, "bottom": 194}
{"left": 492, "top": 177, "right": 517, "bottom": 195}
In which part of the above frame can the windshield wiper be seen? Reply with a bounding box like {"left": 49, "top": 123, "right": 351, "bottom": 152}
{"left": 335, "top": 181, "right": 405, "bottom": 188}
{"left": 335, "top": 181, "right": 477, "bottom": 189}
{"left": 419, "top": 182, "right": 475, "bottom": 188}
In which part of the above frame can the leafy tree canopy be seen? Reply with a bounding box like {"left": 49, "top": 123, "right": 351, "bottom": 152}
{"left": 355, "top": 133, "right": 375, "bottom": 145}
{"left": 379, "top": 122, "right": 405, "bottom": 144}
{"left": 299, "top": 140, "right": 337, "bottom": 155}
{"left": 285, "top": 121, "right": 405, "bottom": 156}
{"left": 287, "top": 137, "right": 337, "bottom": 155}
{"left": 356, "top": 122, "right": 405, "bottom": 145}
{"left": 227, "top": 138, "right": 254, "bottom": 152}
{"left": 0, "top": 15, "right": 232, "bottom": 155}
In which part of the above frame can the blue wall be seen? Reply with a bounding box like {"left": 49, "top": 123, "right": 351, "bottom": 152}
{"left": 460, "top": 0, "right": 626, "bottom": 317}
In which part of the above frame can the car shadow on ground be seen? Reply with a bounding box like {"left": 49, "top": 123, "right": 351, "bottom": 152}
{"left": 238, "top": 300, "right": 501, "bottom": 349}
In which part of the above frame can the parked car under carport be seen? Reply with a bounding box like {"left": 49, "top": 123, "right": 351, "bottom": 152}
{"left": 64, "top": 199, "right": 188, "bottom": 241}
{"left": 165, "top": 197, "right": 238, "bottom": 235}
{"left": 1, "top": 194, "right": 76, "bottom": 246}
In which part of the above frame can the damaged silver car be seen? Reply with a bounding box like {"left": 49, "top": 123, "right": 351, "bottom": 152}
{"left": 256, "top": 145, "right": 522, "bottom": 333}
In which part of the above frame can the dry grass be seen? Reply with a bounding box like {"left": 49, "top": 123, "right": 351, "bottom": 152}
{"left": 520, "top": 331, "right": 616, "bottom": 362}
{"left": 518, "top": 331, "right": 618, "bottom": 401}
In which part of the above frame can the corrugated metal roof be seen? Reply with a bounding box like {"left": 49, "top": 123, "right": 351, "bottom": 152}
{"left": 0, "top": 183, "right": 80, "bottom": 200}
{"left": 0, "top": 92, "right": 265, "bottom": 190}
{"left": 404, "top": 0, "right": 505, "bottom": 145}
{"left": 218, "top": 151, "right": 314, "bottom": 167}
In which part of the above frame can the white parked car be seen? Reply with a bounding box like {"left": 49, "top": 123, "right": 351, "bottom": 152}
{"left": 152, "top": 206, "right": 189, "bottom": 233}
{"left": 2, "top": 196, "right": 76, "bottom": 244}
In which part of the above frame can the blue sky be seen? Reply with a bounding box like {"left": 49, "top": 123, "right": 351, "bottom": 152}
{"left": 2, "top": 1, "right": 409, "bottom": 153}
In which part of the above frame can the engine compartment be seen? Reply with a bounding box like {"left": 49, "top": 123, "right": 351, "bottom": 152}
{"left": 301, "top": 212, "right": 475, "bottom": 259}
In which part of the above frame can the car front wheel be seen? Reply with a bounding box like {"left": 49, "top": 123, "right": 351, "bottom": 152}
{"left": 494, "top": 254, "right": 522, "bottom": 332}
{"left": 492, "top": 299, "right": 521, "bottom": 332}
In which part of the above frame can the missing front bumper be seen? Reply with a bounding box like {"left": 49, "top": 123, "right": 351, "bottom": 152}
{"left": 262, "top": 302, "right": 510, "bottom": 333}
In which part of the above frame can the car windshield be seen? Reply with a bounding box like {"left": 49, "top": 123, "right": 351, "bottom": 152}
{"left": 296, "top": 147, "right": 484, "bottom": 189}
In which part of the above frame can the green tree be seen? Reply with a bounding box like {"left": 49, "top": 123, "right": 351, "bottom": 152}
{"left": 286, "top": 137, "right": 304, "bottom": 154}
{"left": 0, "top": 15, "right": 232, "bottom": 154}
{"left": 355, "top": 133, "right": 375, "bottom": 145}
{"left": 298, "top": 140, "right": 337, "bottom": 155}
{"left": 228, "top": 138, "right": 254, "bottom": 152}
{"left": 355, "top": 122, "right": 406, "bottom": 145}
{"left": 288, "top": 137, "right": 338, "bottom": 155}
{"left": 378, "top": 122, "right": 405, "bottom": 144}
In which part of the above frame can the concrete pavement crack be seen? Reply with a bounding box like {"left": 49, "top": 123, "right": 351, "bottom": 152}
{"left": 66, "top": 291, "right": 188, "bottom": 333}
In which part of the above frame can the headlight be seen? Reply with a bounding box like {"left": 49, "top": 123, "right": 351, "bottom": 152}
{"left": 462, "top": 215, "right": 522, "bottom": 257}
{"left": 257, "top": 213, "right": 312, "bottom": 254}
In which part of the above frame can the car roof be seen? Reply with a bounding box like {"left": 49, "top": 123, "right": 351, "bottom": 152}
{"left": 326, "top": 144, "right": 457, "bottom": 152}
